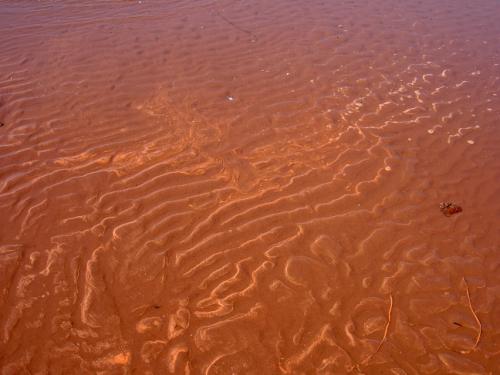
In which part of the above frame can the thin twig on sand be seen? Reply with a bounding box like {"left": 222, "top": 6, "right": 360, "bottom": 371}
{"left": 213, "top": 1, "right": 258, "bottom": 41}
{"left": 363, "top": 293, "right": 393, "bottom": 364}
{"left": 463, "top": 277, "right": 482, "bottom": 351}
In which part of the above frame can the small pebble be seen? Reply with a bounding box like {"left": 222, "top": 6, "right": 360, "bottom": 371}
{"left": 440, "top": 202, "right": 462, "bottom": 217}
{"left": 385, "top": 166, "right": 392, "bottom": 171}
{"left": 467, "top": 140, "right": 475, "bottom": 144}
{"left": 427, "top": 129, "right": 434, "bottom": 134}
{"left": 226, "top": 96, "right": 235, "bottom": 102}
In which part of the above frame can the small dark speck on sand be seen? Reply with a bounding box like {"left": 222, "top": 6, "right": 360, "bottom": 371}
{"left": 153, "top": 304, "right": 161, "bottom": 309}
{"left": 0, "top": 122, "right": 4, "bottom": 127}
{"left": 440, "top": 202, "right": 462, "bottom": 217}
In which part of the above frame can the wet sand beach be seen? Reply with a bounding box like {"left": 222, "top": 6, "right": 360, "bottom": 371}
{"left": 0, "top": 0, "right": 499, "bottom": 373}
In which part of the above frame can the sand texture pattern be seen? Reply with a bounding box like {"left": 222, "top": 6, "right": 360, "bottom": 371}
{"left": 0, "top": 0, "right": 499, "bottom": 374}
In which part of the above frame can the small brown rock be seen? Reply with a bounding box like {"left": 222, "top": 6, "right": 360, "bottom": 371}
{"left": 440, "top": 202, "right": 462, "bottom": 217}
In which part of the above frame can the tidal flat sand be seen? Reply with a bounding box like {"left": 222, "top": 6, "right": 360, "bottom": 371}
{"left": 0, "top": 0, "right": 499, "bottom": 373}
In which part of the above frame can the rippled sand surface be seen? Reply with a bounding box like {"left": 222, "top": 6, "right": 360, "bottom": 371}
{"left": 1, "top": 0, "right": 499, "bottom": 373}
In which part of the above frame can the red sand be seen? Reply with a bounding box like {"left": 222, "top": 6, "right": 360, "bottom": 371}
{"left": 0, "top": 0, "right": 499, "bottom": 373}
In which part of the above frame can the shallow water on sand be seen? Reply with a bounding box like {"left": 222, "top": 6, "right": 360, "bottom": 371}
{"left": 1, "top": 0, "right": 499, "bottom": 374}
